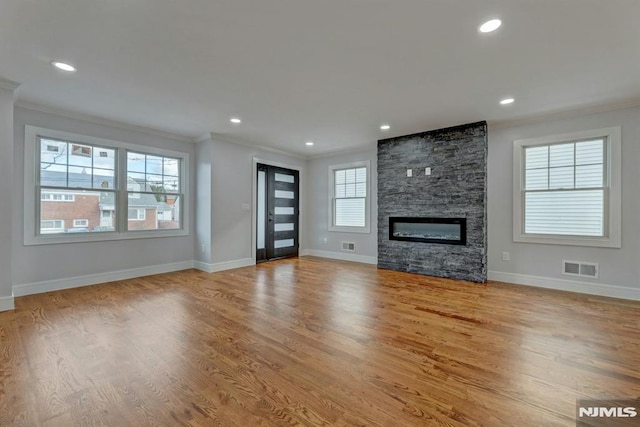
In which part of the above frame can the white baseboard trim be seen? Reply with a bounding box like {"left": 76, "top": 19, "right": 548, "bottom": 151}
{"left": 0, "top": 294, "right": 15, "bottom": 312}
{"left": 300, "top": 249, "right": 378, "bottom": 265}
{"left": 488, "top": 270, "right": 640, "bottom": 301}
{"left": 13, "top": 261, "right": 195, "bottom": 297}
{"left": 193, "top": 258, "right": 255, "bottom": 273}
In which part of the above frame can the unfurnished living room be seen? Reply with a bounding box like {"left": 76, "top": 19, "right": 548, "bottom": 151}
{"left": 1, "top": 1, "right": 639, "bottom": 426}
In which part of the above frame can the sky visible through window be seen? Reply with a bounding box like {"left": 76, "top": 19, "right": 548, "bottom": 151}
{"left": 127, "top": 151, "right": 180, "bottom": 193}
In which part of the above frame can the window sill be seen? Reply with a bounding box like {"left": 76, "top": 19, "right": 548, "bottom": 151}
{"left": 513, "top": 233, "right": 621, "bottom": 248}
{"left": 24, "top": 229, "right": 189, "bottom": 246}
{"left": 329, "top": 225, "right": 371, "bottom": 234}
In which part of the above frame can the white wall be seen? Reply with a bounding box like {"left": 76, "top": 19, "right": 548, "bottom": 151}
{"left": 488, "top": 106, "right": 640, "bottom": 296}
{"left": 195, "top": 140, "right": 213, "bottom": 263}
{"left": 0, "top": 85, "right": 16, "bottom": 309}
{"left": 12, "top": 107, "right": 197, "bottom": 290}
{"left": 195, "top": 135, "right": 307, "bottom": 268}
{"left": 7, "top": 100, "right": 639, "bottom": 303}
{"left": 305, "top": 147, "right": 378, "bottom": 262}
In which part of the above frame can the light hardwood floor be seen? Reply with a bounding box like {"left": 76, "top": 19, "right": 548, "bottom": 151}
{"left": 1, "top": 257, "right": 639, "bottom": 426}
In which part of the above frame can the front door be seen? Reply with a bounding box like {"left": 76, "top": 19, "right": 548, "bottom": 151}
{"left": 256, "top": 164, "right": 299, "bottom": 262}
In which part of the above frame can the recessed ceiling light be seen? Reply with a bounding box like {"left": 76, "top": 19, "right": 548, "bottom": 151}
{"left": 380, "top": 124, "right": 391, "bottom": 131}
{"left": 305, "top": 141, "right": 314, "bottom": 146}
{"left": 500, "top": 98, "right": 515, "bottom": 105}
{"left": 230, "top": 117, "right": 241, "bottom": 124}
{"left": 51, "top": 61, "right": 76, "bottom": 72}
{"left": 479, "top": 19, "right": 502, "bottom": 33}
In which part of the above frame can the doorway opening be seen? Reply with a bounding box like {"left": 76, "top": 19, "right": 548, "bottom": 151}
{"left": 256, "top": 163, "right": 299, "bottom": 262}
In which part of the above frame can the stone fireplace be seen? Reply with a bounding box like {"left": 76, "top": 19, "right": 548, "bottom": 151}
{"left": 377, "top": 122, "right": 487, "bottom": 283}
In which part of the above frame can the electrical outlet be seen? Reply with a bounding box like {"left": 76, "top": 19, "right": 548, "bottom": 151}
{"left": 502, "top": 251, "right": 510, "bottom": 261}
{"left": 425, "top": 167, "right": 431, "bottom": 176}
{"left": 406, "top": 169, "right": 412, "bottom": 177}
{"left": 201, "top": 244, "right": 206, "bottom": 254}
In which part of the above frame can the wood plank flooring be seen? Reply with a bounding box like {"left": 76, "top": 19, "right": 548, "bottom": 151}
{"left": 1, "top": 257, "right": 639, "bottom": 426}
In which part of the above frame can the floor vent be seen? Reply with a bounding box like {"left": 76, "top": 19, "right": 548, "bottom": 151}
{"left": 341, "top": 242, "right": 355, "bottom": 252}
{"left": 562, "top": 260, "right": 599, "bottom": 279}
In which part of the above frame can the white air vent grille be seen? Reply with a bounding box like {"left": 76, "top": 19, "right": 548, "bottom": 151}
{"left": 341, "top": 241, "right": 355, "bottom": 252}
{"left": 562, "top": 260, "right": 599, "bottom": 278}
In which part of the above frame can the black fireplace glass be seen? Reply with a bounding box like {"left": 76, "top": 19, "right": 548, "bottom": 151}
{"left": 389, "top": 217, "right": 466, "bottom": 245}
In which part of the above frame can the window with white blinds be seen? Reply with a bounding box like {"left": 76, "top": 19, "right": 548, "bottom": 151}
{"left": 513, "top": 127, "right": 621, "bottom": 248}
{"left": 524, "top": 139, "right": 605, "bottom": 236}
{"left": 329, "top": 161, "right": 370, "bottom": 233}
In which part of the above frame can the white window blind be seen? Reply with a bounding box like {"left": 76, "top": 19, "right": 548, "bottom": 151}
{"left": 523, "top": 138, "right": 606, "bottom": 236}
{"left": 334, "top": 167, "right": 367, "bottom": 227}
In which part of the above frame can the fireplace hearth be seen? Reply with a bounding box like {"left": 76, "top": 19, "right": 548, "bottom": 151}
{"left": 389, "top": 217, "right": 466, "bottom": 245}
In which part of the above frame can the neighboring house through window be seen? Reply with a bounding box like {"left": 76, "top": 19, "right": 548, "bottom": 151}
{"left": 513, "top": 127, "right": 621, "bottom": 247}
{"left": 126, "top": 151, "right": 181, "bottom": 230}
{"left": 24, "top": 126, "right": 189, "bottom": 245}
{"left": 328, "top": 161, "right": 371, "bottom": 233}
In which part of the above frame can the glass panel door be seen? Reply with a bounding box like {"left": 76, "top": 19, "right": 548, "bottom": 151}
{"left": 256, "top": 164, "right": 299, "bottom": 262}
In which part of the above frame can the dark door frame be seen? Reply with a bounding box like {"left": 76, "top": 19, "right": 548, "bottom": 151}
{"left": 251, "top": 158, "right": 302, "bottom": 264}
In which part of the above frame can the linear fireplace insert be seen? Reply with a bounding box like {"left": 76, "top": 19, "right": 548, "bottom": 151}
{"left": 389, "top": 217, "right": 466, "bottom": 245}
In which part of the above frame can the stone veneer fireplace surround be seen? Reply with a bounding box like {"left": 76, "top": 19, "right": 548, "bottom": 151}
{"left": 377, "top": 121, "right": 487, "bottom": 283}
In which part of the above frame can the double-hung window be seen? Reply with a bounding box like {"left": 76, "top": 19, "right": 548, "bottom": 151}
{"left": 329, "top": 161, "right": 371, "bottom": 233}
{"left": 25, "top": 126, "right": 189, "bottom": 245}
{"left": 38, "top": 137, "right": 117, "bottom": 236}
{"left": 126, "top": 152, "right": 181, "bottom": 230}
{"left": 513, "top": 127, "right": 621, "bottom": 247}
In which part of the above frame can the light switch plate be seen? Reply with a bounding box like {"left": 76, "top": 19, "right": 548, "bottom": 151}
{"left": 406, "top": 169, "right": 412, "bottom": 177}
{"left": 425, "top": 167, "right": 431, "bottom": 176}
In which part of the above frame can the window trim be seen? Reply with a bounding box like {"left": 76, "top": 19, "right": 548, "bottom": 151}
{"left": 328, "top": 160, "right": 371, "bottom": 234}
{"left": 24, "top": 126, "right": 189, "bottom": 245}
{"left": 73, "top": 219, "right": 89, "bottom": 227}
{"left": 512, "top": 126, "right": 621, "bottom": 248}
{"left": 127, "top": 208, "right": 146, "bottom": 221}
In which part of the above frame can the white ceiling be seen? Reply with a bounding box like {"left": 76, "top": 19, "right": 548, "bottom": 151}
{"left": 1, "top": 0, "right": 639, "bottom": 156}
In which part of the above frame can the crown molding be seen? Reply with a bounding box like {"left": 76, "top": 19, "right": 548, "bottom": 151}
{"left": 14, "top": 100, "right": 194, "bottom": 143}
{"left": 202, "top": 132, "right": 374, "bottom": 161}
{"left": 207, "top": 132, "right": 307, "bottom": 160}
{"left": 489, "top": 97, "right": 640, "bottom": 130}
{"left": 0, "top": 77, "right": 20, "bottom": 91}
{"left": 306, "top": 142, "right": 376, "bottom": 160}
{"left": 378, "top": 121, "right": 487, "bottom": 143}
{"left": 194, "top": 132, "right": 213, "bottom": 143}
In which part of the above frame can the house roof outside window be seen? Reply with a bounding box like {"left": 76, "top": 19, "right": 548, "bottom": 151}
{"left": 40, "top": 170, "right": 173, "bottom": 212}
